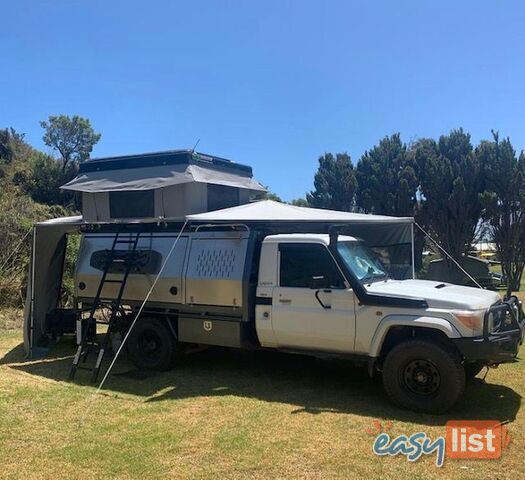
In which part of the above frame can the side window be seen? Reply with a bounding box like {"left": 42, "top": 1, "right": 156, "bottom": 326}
{"left": 90, "top": 249, "right": 162, "bottom": 274}
{"left": 109, "top": 190, "right": 155, "bottom": 218}
{"left": 207, "top": 184, "right": 240, "bottom": 211}
{"left": 279, "top": 243, "right": 345, "bottom": 288}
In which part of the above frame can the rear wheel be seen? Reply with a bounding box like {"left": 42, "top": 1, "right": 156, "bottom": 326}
{"left": 382, "top": 339, "right": 465, "bottom": 413}
{"left": 126, "top": 317, "right": 178, "bottom": 371}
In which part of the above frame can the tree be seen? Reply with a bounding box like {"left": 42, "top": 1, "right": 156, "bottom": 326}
{"left": 14, "top": 152, "right": 79, "bottom": 208}
{"left": 356, "top": 133, "right": 417, "bottom": 216}
{"left": 307, "top": 153, "right": 357, "bottom": 211}
{"left": 477, "top": 131, "right": 525, "bottom": 291}
{"left": 414, "top": 129, "right": 481, "bottom": 281}
{"left": 40, "top": 115, "right": 101, "bottom": 171}
{"left": 289, "top": 198, "right": 308, "bottom": 207}
{"left": 0, "top": 128, "right": 27, "bottom": 164}
{"left": 260, "top": 190, "right": 282, "bottom": 202}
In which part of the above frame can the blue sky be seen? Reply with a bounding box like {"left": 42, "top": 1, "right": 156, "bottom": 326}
{"left": 1, "top": 1, "right": 524, "bottom": 201}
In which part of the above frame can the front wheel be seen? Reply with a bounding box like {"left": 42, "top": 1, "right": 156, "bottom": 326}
{"left": 126, "top": 317, "right": 179, "bottom": 371}
{"left": 382, "top": 339, "right": 465, "bottom": 413}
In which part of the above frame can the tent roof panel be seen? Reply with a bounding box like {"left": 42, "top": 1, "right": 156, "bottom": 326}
{"left": 79, "top": 150, "right": 253, "bottom": 175}
{"left": 61, "top": 163, "right": 266, "bottom": 193}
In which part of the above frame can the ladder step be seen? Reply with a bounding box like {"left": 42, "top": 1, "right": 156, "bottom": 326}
{"left": 69, "top": 231, "right": 140, "bottom": 383}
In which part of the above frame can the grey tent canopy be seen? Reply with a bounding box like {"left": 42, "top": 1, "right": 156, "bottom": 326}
{"left": 61, "top": 150, "right": 267, "bottom": 223}
{"left": 61, "top": 150, "right": 266, "bottom": 193}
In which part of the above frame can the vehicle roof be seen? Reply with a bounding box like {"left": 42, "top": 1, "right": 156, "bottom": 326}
{"left": 263, "top": 233, "right": 358, "bottom": 245}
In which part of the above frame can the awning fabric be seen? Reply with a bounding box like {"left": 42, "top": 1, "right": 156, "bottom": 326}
{"left": 187, "top": 200, "right": 413, "bottom": 224}
{"left": 60, "top": 164, "right": 266, "bottom": 193}
{"left": 187, "top": 200, "right": 414, "bottom": 247}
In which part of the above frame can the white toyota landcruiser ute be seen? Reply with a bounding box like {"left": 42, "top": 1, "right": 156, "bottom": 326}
{"left": 67, "top": 230, "right": 525, "bottom": 413}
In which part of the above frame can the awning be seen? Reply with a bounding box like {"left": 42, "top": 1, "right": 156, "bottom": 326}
{"left": 187, "top": 200, "right": 414, "bottom": 248}
{"left": 60, "top": 163, "right": 266, "bottom": 193}
{"left": 187, "top": 200, "right": 413, "bottom": 224}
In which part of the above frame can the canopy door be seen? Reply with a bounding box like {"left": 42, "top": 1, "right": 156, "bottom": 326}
{"left": 23, "top": 216, "right": 83, "bottom": 356}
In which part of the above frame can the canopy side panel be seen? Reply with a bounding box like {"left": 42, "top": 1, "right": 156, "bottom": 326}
{"left": 23, "top": 220, "right": 80, "bottom": 356}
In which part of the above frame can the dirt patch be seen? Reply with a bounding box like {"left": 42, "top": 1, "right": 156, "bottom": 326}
{"left": 0, "top": 308, "right": 24, "bottom": 330}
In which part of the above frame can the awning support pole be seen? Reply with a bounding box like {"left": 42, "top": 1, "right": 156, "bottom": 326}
{"left": 29, "top": 226, "right": 36, "bottom": 358}
{"left": 415, "top": 222, "right": 483, "bottom": 289}
{"left": 411, "top": 222, "right": 415, "bottom": 279}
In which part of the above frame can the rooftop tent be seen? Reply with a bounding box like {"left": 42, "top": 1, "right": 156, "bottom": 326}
{"left": 61, "top": 157, "right": 266, "bottom": 192}
{"left": 187, "top": 200, "right": 416, "bottom": 280}
{"left": 23, "top": 216, "right": 84, "bottom": 356}
{"left": 61, "top": 150, "right": 266, "bottom": 222}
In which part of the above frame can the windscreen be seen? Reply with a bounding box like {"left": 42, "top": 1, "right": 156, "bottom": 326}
{"left": 336, "top": 241, "right": 388, "bottom": 284}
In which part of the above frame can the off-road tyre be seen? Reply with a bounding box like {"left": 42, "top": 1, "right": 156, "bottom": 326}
{"left": 126, "top": 317, "right": 178, "bottom": 371}
{"left": 382, "top": 338, "right": 465, "bottom": 413}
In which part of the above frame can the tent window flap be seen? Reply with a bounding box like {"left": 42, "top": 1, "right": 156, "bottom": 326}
{"left": 109, "top": 190, "right": 155, "bottom": 218}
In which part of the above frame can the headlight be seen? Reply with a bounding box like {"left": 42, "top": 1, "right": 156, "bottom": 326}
{"left": 451, "top": 309, "right": 486, "bottom": 333}
{"left": 487, "top": 311, "right": 495, "bottom": 333}
{"left": 486, "top": 310, "right": 505, "bottom": 334}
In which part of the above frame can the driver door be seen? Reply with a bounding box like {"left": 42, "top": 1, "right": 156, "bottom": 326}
{"left": 271, "top": 242, "right": 356, "bottom": 353}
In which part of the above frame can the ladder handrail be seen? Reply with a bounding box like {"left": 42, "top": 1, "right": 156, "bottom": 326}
{"left": 69, "top": 231, "right": 142, "bottom": 382}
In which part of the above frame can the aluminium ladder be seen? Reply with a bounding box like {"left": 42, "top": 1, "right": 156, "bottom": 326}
{"left": 69, "top": 231, "right": 141, "bottom": 383}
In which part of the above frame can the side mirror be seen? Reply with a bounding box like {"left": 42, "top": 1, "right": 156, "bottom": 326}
{"left": 310, "top": 275, "right": 329, "bottom": 290}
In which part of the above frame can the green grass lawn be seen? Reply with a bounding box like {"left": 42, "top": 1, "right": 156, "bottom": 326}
{"left": 1, "top": 315, "right": 525, "bottom": 479}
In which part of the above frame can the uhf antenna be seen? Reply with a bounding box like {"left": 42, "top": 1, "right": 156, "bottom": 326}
{"left": 191, "top": 138, "right": 201, "bottom": 152}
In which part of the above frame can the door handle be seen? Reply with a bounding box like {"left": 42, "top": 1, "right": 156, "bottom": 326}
{"left": 279, "top": 298, "right": 292, "bottom": 304}
{"left": 315, "top": 289, "right": 332, "bottom": 309}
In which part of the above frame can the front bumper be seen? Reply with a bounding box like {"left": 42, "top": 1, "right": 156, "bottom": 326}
{"left": 453, "top": 296, "right": 525, "bottom": 364}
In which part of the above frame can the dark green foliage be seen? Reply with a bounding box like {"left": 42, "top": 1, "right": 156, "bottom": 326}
{"left": 307, "top": 153, "right": 357, "bottom": 211}
{"left": 260, "top": 191, "right": 282, "bottom": 202}
{"left": 14, "top": 152, "right": 80, "bottom": 208}
{"left": 0, "top": 126, "right": 78, "bottom": 307}
{"left": 0, "top": 184, "right": 70, "bottom": 306}
{"left": 477, "top": 132, "right": 525, "bottom": 291}
{"left": 356, "top": 134, "right": 418, "bottom": 217}
{"left": 289, "top": 198, "right": 308, "bottom": 207}
{"left": 40, "top": 115, "right": 101, "bottom": 171}
{"left": 356, "top": 134, "right": 425, "bottom": 272}
{"left": 413, "top": 129, "right": 482, "bottom": 280}
{"left": 0, "top": 128, "right": 27, "bottom": 164}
